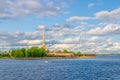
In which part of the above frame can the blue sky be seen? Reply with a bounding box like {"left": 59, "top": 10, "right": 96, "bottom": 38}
{"left": 0, "top": 0, "right": 120, "bottom": 53}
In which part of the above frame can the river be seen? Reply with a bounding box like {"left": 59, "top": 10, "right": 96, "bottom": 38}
{"left": 0, "top": 56, "right": 120, "bottom": 80}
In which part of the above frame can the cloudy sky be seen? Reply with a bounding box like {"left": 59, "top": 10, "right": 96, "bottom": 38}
{"left": 0, "top": 0, "right": 120, "bottom": 54}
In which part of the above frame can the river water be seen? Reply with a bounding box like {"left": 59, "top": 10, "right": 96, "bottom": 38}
{"left": 0, "top": 56, "right": 120, "bottom": 80}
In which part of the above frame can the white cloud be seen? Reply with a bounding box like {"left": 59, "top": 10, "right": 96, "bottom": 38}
{"left": 0, "top": 24, "right": 119, "bottom": 54}
{"left": 106, "top": 42, "right": 120, "bottom": 51}
{"left": 19, "top": 39, "right": 42, "bottom": 45}
{"left": 88, "top": 24, "right": 120, "bottom": 35}
{"left": 66, "top": 16, "right": 91, "bottom": 22}
{"left": 107, "top": 45, "right": 120, "bottom": 50}
{"left": 67, "top": 8, "right": 120, "bottom": 23}
{"left": 36, "top": 25, "right": 46, "bottom": 30}
{"left": 62, "top": 37, "right": 80, "bottom": 44}
{"left": 80, "top": 22, "right": 88, "bottom": 26}
{"left": 95, "top": 8, "right": 120, "bottom": 21}
{"left": 50, "top": 44, "right": 75, "bottom": 50}
{"left": 88, "top": 3, "right": 95, "bottom": 8}
{"left": 0, "top": 0, "right": 70, "bottom": 19}
{"left": 0, "top": 24, "right": 79, "bottom": 49}
{"left": 88, "top": 0, "right": 104, "bottom": 9}
{"left": 88, "top": 36, "right": 103, "bottom": 42}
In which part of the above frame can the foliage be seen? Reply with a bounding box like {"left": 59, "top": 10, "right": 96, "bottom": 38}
{"left": 63, "top": 49, "right": 69, "bottom": 53}
{"left": 11, "top": 50, "right": 24, "bottom": 58}
{"left": 76, "top": 52, "right": 83, "bottom": 56}
{"left": 0, "top": 53, "right": 10, "bottom": 58}
{"left": 56, "top": 49, "right": 73, "bottom": 53}
{"left": 56, "top": 50, "right": 62, "bottom": 53}
{"left": 117, "top": 54, "right": 120, "bottom": 56}
{"left": 0, "top": 51, "right": 10, "bottom": 58}
{"left": 11, "top": 47, "right": 47, "bottom": 58}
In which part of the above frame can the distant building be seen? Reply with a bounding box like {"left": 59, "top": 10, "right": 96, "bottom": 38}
{"left": 48, "top": 51, "right": 75, "bottom": 57}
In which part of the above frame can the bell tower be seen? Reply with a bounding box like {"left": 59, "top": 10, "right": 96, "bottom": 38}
{"left": 41, "top": 31, "right": 46, "bottom": 50}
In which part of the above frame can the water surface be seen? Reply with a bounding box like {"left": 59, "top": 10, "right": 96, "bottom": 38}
{"left": 0, "top": 56, "right": 120, "bottom": 80}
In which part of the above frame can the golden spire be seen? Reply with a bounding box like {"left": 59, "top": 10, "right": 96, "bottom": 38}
{"left": 41, "top": 30, "right": 46, "bottom": 50}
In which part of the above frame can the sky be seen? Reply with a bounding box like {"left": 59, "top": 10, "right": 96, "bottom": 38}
{"left": 0, "top": 0, "right": 120, "bottom": 54}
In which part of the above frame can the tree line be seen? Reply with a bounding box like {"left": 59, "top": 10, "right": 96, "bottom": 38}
{"left": 0, "top": 47, "right": 86, "bottom": 58}
{"left": 0, "top": 47, "right": 47, "bottom": 58}
{"left": 11, "top": 47, "right": 47, "bottom": 58}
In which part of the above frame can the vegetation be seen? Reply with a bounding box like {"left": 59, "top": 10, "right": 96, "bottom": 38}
{"left": 117, "top": 54, "right": 120, "bottom": 56}
{"left": 0, "top": 51, "right": 10, "bottom": 58}
{"left": 76, "top": 51, "right": 83, "bottom": 56}
{"left": 0, "top": 48, "right": 97, "bottom": 58}
{"left": 56, "top": 50, "right": 62, "bottom": 53}
{"left": 0, "top": 53, "right": 10, "bottom": 58}
{"left": 0, "top": 47, "right": 47, "bottom": 58}
{"left": 11, "top": 47, "right": 47, "bottom": 58}
{"left": 63, "top": 49, "right": 70, "bottom": 53}
{"left": 56, "top": 49, "right": 73, "bottom": 53}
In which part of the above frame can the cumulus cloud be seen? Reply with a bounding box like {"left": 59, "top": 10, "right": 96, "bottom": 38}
{"left": 87, "top": 24, "right": 120, "bottom": 35}
{"left": 0, "top": 0, "right": 70, "bottom": 19}
{"left": 50, "top": 44, "right": 75, "bottom": 50}
{"left": 79, "top": 36, "right": 119, "bottom": 53}
{"left": 67, "top": 8, "right": 120, "bottom": 22}
{"left": 106, "top": 42, "right": 120, "bottom": 52}
{"left": 0, "top": 24, "right": 81, "bottom": 49}
{"left": 95, "top": 8, "right": 120, "bottom": 21}
{"left": 107, "top": 45, "right": 120, "bottom": 51}
{"left": 66, "top": 16, "right": 92, "bottom": 22}
{"left": 19, "top": 39, "right": 42, "bottom": 45}
{"left": 0, "top": 23, "right": 119, "bottom": 53}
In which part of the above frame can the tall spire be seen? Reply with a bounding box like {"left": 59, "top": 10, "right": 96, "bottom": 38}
{"left": 41, "top": 30, "right": 46, "bottom": 50}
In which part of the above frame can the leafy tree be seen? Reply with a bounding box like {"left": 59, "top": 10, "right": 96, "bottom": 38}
{"left": 76, "top": 52, "right": 83, "bottom": 56}
{"left": 11, "top": 50, "right": 24, "bottom": 58}
{"left": 20, "top": 48, "right": 26, "bottom": 57}
{"left": 0, "top": 52, "right": 9, "bottom": 58}
{"left": 63, "top": 49, "right": 72, "bottom": 53}
{"left": 21, "top": 47, "right": 44, "bottom": 57}
{"left": 10, "top": 47, "right": 47, "bottom": 58}
{"left": 63, "top": 49, "right": 69, "bottom": 53}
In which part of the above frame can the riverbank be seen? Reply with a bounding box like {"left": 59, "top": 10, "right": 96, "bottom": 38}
{"left": 75, "top": 56, "right": 96, "bottom": 58}
{"left": 0, "top": 56, "right": 96, "bottom": 60}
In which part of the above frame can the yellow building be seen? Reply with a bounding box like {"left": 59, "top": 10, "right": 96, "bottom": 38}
{"left": 48, "top": 51, "right": 75, "bottom": 57}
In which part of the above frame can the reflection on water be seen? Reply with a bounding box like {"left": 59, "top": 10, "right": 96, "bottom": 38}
{"left": 0, "top": 56, "right": 120, "bottom": 80}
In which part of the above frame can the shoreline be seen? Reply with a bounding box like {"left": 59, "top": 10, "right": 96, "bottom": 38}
{"left": 0, "top": 56, "right": 96, "bottom": 60}
{"left": 75, "top": 56, "right": 96, "bottom": 58}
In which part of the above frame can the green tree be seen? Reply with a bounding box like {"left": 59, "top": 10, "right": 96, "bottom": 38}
{"left": 63, "top": 49, "right": 69, "bottom": 53}
{"left": 76, "top": 52, "right": 83, "bottom": 56}
{"left": 20, "top": 48, "right": 26, "bottom": 57}
{"left": 11, "top": 50, "right": 24, "bottom": 58}
{"left": 11, "top": 47, "right": 47, "bottom": 58}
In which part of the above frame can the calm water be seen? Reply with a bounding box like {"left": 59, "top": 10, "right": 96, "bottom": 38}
{"left": 0, "top": 56, "right": 120, "bottom": 80}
